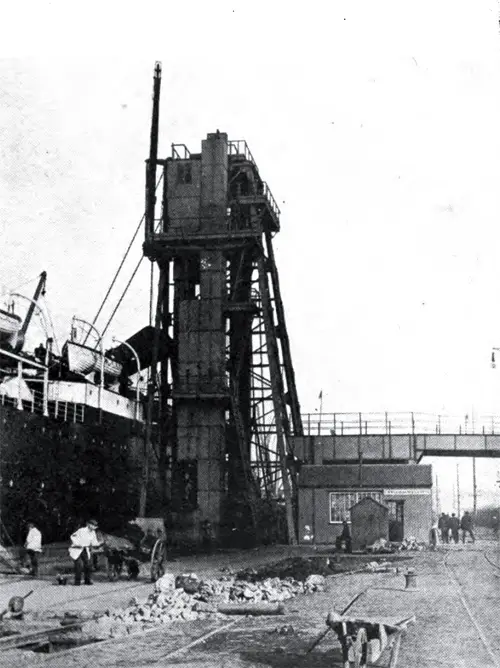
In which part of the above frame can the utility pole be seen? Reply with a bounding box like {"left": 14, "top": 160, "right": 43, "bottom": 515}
{"left": 472, "top": 457, "right": 477, "bottom": 515}
{"left": 456, "top": 461, "right": 461, "bottom": 517}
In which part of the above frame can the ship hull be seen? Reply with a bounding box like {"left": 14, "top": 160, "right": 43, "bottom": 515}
{"left": 0, "top": 399, "right": 160, "bottom": 545}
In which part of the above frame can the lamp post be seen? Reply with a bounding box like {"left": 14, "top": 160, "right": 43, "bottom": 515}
{"left": 72, "top": 317, "right": 104, "bottom": 417}
{"left": 491, "top": 349, "right": 500, "bottom": 433}
{"left": 11, "top": 293, "right": 50, "bottom": 416}
{"left": 112, "top": 337, "right": 141, "bottom": 422}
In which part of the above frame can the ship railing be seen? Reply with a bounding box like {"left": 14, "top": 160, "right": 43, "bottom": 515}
{"left": 0, "top": 388, "right": 85, "bottom": 424}
{"left": 50, "top": 399, "right": 85, "bottom": 423}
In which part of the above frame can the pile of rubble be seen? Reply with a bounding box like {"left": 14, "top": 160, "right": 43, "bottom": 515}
{"left": 367, "top": 536, "right": 426, "bottom": 554}
{"left": 398, "top": 536, "right": 425, "bottom": 551}
{"left": 365, "top": 560, "right": 393, "bottom": 573}
{"left": 82, "top": 571, "right": 326, "bottom": 636}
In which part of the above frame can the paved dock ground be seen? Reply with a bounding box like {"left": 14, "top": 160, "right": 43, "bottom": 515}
{"left": 0, "top": 540, "right": 498, "bottom": 666}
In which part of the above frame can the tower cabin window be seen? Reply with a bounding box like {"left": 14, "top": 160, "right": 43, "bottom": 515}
{"left": 177, "top": 162, "right": 192, "bottom": 185}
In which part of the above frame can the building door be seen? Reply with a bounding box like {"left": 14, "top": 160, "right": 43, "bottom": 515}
{"left": 388, "top": 500, "right": 404, "bottom": 541}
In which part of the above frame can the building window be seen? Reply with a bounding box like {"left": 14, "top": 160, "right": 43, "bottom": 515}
{"left": 329, "top": 490, "right": 383, "bottom": 524}
{"left": 177, "top": 162, "right": 192, "bottom": 185}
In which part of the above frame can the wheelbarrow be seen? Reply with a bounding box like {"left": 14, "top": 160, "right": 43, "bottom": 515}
{"left": 324, "top": 612, "right": 415, "bottom": 667}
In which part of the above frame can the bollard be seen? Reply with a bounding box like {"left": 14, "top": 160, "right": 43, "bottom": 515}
{"left": 404, "top": 570, "right": 418, "bottom": 590}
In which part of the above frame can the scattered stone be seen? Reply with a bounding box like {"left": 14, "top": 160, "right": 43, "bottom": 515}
{"left": 365, "top": 561, "right": 392, "bottom": 573}
{"left": 304, "top": 574, "right": 326, "bottom": 591}
{"left": 83, "top": 563, "right": 330, "bottom": 637}
{"left": 399, "top": 537, "right": 424, "bottom": 551}
{"left": 175, "top": 573, "right": 200, "bottom": 594}
{"left": 155, "top": 573, "right": 176, "bottom": 593}
{"left": 275, "top": 625, "right": 295, "bottom": 635}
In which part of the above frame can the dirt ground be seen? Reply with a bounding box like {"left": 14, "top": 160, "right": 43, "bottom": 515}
{"left": 0, "top": 539, "right": 498, "bottom": 667}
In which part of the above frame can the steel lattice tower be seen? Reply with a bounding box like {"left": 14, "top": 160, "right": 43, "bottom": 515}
{"left": 143, "top": 65, "right": 302, "bottom": 544}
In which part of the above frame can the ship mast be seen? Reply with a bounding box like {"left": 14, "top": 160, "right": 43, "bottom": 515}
{"left": 140, "top": 62, "right": 162, "bottom": 517}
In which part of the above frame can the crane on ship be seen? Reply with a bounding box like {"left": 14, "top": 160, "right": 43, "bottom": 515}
{"left": 0, "top": 271, "right": 47, "bottom": 354}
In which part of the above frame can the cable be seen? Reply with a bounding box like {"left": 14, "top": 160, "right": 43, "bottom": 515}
{"left": 100, "top": 256, "right": 144, "bottom": 339}
{"left": 99, "top": 212, "right": 164, "bottom": 340}
{"left": 8, "top": 274, "right": 41, "bottom": 294}
{"left": 86, "top": 172, "right": 164, "bottom": 343}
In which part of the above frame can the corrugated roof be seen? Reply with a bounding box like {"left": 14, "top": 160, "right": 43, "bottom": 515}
{"left": 298, "top": 464, "right": 432, "bottom": 488}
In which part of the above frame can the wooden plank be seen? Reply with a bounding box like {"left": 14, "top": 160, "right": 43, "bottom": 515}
{"left": 0, "top": 621, "right": 83, "bottom": 651}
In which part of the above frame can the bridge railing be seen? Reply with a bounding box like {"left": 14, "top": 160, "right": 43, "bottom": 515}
{"left": 302, "top": 412, "right": 500, "bottom": 436}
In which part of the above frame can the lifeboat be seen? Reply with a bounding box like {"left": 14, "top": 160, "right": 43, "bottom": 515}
{"left": 0, "top": 308, "right": 22, "bottom": 336}
{"left": 65, "top": 341, "right": 123, "bottom": 379}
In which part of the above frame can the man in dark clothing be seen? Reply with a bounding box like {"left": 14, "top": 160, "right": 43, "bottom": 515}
{"left": 449, "top": 513, "right": 460, "bottom": 544}
{"left": 460, "top": 511, "right": 475, "bottom": 543}
{"left": 340, "top": 520, "right": 352, "bottom": 553}
{"left": 438, "top": 512, "right": 449, "bottom": 544}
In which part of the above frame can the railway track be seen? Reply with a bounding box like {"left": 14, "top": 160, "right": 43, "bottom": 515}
{"left": 483, "top": 548, "right": 500, "bottom": 573}
{"left": 443, "top": 548, "right": 500, "bottom": 668}
{"left": 6, "top": 549, "right": 499, "bottom": 666}
{"left": 40, "top": 579, "right": 149, "bottom": 611}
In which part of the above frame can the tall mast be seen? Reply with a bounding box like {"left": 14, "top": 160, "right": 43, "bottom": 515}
{"left": 145, "top": 62, "right": 162, "bottom": 242}
{"left": 140, "top": 62, "right": 162, "bottom": 516}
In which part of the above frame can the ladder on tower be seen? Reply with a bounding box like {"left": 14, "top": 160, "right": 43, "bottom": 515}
{"left": 229, "top": 334, "right": 259, "bottom": 531}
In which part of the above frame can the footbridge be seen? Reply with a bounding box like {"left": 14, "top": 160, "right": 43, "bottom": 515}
{"left": 292, "top": 412, "right": 500, "bottom": 464}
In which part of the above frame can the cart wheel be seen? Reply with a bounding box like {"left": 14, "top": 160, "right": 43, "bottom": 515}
{"left": 106, "top": 556, "right": 118, "bottom": 582}
{"left": 150, "top": 538, "right": 167, "bottom": 582}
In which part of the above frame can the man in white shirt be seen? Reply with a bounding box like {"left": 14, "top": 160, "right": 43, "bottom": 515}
{"left": 69, "top": 519, "right": 103, "bottom": 585}
{"left": 24, "top": 522, "right": 42, "bottom": 577}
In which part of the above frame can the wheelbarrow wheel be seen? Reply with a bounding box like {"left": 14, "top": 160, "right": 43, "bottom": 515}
{"left": 150, "top": 538, "right": 167, "bottom": 582}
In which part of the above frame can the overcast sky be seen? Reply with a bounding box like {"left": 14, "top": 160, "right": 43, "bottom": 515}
{"left": 2, "top": 0, "right": 500, "bottom": 510}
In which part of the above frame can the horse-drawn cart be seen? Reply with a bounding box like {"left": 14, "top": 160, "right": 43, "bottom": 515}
{"left": 97, "top": 517, "right": 167, "bottom": 582}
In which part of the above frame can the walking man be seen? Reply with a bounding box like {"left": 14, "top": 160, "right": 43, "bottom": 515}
{"left": 24, "top": 522, "right": 42, "bottom": 577}
{"left": 460, "top": 511, "right": 475, "bottom": 544}
{"left": 438, "top": 512, "right": 449, "bottom": 544}
{"left": 340, "top": 519, "right": 352, "bottom": 553}
{"left": 69, "top": 519, "right": 103, "bottom": 586}
{"left": 449, "top": 513, "right": 460, "bottom": 544}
